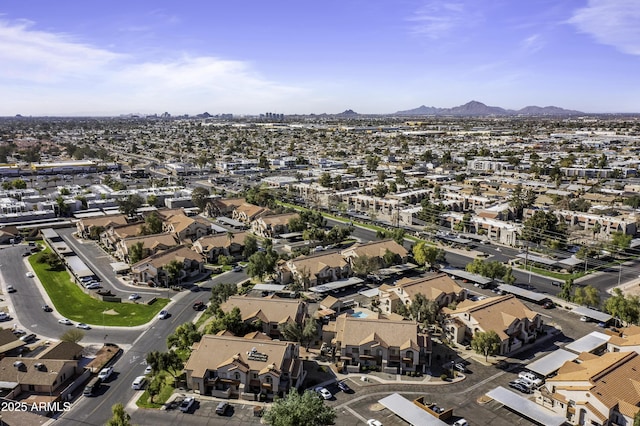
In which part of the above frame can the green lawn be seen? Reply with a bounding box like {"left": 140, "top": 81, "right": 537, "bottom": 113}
{"left": 135, "top": 372, "right": 176, "bottom": 408}
{"left": 29, "top": 250, "right": 168, "bottom": 326}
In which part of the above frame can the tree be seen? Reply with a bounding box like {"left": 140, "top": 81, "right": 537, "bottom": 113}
{"left": 243, "top": 234, "right": 259, "bottom": 259}
{"left": 209, "top": 282, "right": 238, "bottom": 313}
{"left": 366, "top": 155, "right": 380, "bottom": 172}
{"left": 318, "top": 172, "right": 332, "bottom": 188}
{"left": 191, "top": 187, "right": 211, "bottom": 212}
{"left": 610, "top": 231, "right": 632, "bottom": 253}
{"left": 521, "top": 210, "right": 567, "bottom": 248}
{"left": 145, "top": 350, "right": 184, "bottom": 384}
{"left": 408, "top": 293, "right": 438, "bottom": 325}
{"left": 264, "top": 388, "right": 336, "bottom": 426}
{"left": 471, "top": 330, "right": 501, "bottom": 362}
{"left": 508, "top": 184, "right": 536, "bottom": 220}
{"left": 288, "top": 216, "right": 306, "bottom": 233}
{"left": 558, "top": 278, "right": 574, "bottom": 302}
{"left": 412, "top": 241, "right": 445, "bottom": 269}
{"left": 164, "top": 260, "right": 183, "bottom": 286}
{"left": 106, "top": 403, "right": 132, "bottom": 426}
{"left": 502, "top": 266, "right": 516, "bottom": 285}
{"left": 302, "top": 318, "right": 319, "bottom": 349}
{"left": 634, "top": 409, "right": 640, "bottom": 426}
{"left": 60, "top": 329, "right": 85, "bottom": 343}
{"left": 129, "top": 241, "right": 144, "bottom": 264}
{"left": 147, "top": 374, "right": 166, "bottom": 403}
{"left": 117, "top": 194, "right": 144, "bottom": 218}
{"left": 247, "top": 249, "right": 278, "bottom": 281}
{"left": 140, "top": 212, "right": 163, "bottom": 235}
{"left": 37, "top": 251, "right": 64, "bottom": 270}
{"left": 351, "top": 254, "right": 380, "bottom": 276}
{"left": 604, "top": 288, "right": 640, "bottom": 326}
{"left": 167, "top": 322, "right": 202, "bottom": 352}
{"left": 572, "top": 285, "right": 600, "bottom": 308}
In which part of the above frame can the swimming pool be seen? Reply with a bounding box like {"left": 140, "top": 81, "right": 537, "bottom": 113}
{"left": 351, "top": 311, "right": 368, "bottom": 318}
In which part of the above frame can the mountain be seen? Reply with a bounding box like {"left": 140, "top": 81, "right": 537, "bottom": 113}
{"left": 337, "top": 109, "right": 358, "bottom": 116}
{"left": 394, "top": 101, "right": 583, "bottom": 116}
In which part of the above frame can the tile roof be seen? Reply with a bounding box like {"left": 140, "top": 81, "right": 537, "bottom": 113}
{"left": 221, "top": 296, "right": 304, "bottom": 324}
{"left": 393, "top": 273, "right": 463, "bottom": 300}
{"left": 184, "top": 334, "right": 296, "bottom": 378}
{"left": 341, "top": 239, "right": 408, "bottom": 259}
{"left": 445, "top": 294, "right": 539, "bottom": 339}
{"left": 334, "top": 315, "right": 428, "bottom": 352}
{"left": 290, "top": 252, "right": 348, "bottom": 275}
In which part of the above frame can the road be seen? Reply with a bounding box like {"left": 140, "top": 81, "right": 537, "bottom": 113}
{"left": 56, "top": 270, "right": 248, "bottom": 426}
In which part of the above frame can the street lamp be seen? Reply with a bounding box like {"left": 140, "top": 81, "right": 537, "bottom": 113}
{"left": 450, "top": 360, "right": 455, "bottom": 378}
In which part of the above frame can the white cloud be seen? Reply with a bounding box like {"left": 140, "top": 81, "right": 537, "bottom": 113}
{"left": 520, "top": 34, "right": 544, "bottom": 54}
{"left": 407, "top": 1, "right": 467, "bottom": 39}
{"left": 568, "top": 0, "right": 640, "bottom": 55}
{"left": 0, "top": 19, "right": 307, "bottom": 115}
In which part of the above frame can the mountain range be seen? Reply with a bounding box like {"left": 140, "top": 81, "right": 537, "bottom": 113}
{"left": 392, "top": 100, "right": 583, "bottom": 116}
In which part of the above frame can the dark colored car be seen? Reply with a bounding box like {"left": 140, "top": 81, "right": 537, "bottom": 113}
{"left": 337, "top": 381, "right": 353, "bottom": 393}
{"left": 192, "top": 301, "right": 205, "bottom": 311}
{"left": 42, "top": 304, "right": 53, "bottom": 312}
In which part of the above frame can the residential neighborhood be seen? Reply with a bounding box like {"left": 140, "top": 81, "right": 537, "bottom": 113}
{"left": 1, "top": 114, "right": 640, "bottom": 425}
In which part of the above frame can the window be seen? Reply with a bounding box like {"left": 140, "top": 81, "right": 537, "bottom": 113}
{"left": 265, "top": 376, "right": 272, "bottom": 384}
{"left": 406, "top": 350, "right": 413, "bottom": 360}
{"left": 352, "top": 348, "right": 359, "bottom": 354}
{"left": 235, "top": 373, "right": 240, "bottom": 380}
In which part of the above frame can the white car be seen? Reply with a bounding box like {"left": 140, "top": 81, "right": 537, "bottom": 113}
{"left": 131, "top": 375, "right": 147, "bottom": 390}
{"left": 86, "top": 283, "right": 102, "bottom": 290}
{"left": 98, "top": 366, "right": 114, "bottom": 380}
{"left": 25, "top": 272, "right": 34, "bottom": 278}
{"left": 453, "top": 420, "right": 468, "bottom": 426}
{"left": 314, "top": 386, "right": 332, "bottom": 400}
{"left": 158, "top": 310, "right": 169, "bottom": 320}
{"left": 367, "top": 420, "right": 383, "bottom": 426}
{"left": 58, "top": 318, "right": 73, "bottom": 325}
{"left": 128, "top": 293, "right": 141, "bottom": 301}
{"left": 76, "top": 323, "right": 91, "bottom": 330}
{"left": 144, "top": 365, "right": 153, "bottom": 375}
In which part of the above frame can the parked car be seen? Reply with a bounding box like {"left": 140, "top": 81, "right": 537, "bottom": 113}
{"left": 0, "top": 312, "right": 10, "bottom": 321}
{"left": 453, "top": 419, "right": 469, "bottom": 426}
{"left": 543, "top": 301, "right": 555, "bottom": 309}
{"left": 20, "top": 333, "right": 36, "bottom": 342}
{"left": 232, "top": 265, "right": 243, "bottom": 272}
{"left": 337, "top": 381, "right": 353, "bottom": 393}
{"left": 144, "top": 365, "right": 153, "bottom": 375}
{"left": 98, "top": 366, "right": 114, "bottom": 381}
{"left": 314, "top": 387, "right": 332, "bottom": 400}
{"left": 128, "top": 293, "right": 141, "bottom": 301}
{"left": 367, "top": 420, "right": 383, "bottom": 426}
{"left": 58, "top": 318, "right": 73, "bottom": 325}
{"left": 131, "top": 376, "right": 147, "bottom": 390}
{"left": 454, "top": 363, "right": 467, "bottom": 373}
{"left": 179, "top": 396, "right": 195, "bottom": 412}
{"left": 76, "top": 323, "right": 91, "bottom": 330}
{"left": 86, "top": 283, "right": 102, "bottom": 290}
{"left": 215, "top": 401, "right": 229, "bottom": 415}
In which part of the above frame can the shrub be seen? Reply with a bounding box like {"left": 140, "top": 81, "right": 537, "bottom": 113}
{"left": 440, "top": 374, "right": 448, "bottom": 381}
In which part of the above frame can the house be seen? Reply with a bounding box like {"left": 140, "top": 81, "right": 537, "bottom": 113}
{"left": 192, "top": 231, "right": 250, "bottom": 262}
{"left": 162, "top": 212, "right": 210, "bottom": 242}
{"left": 208, "top": 198, "right": 247, "bottom": 218}
{"left": 232, "top": 202, "right": 272, "bottom": 224}
{"left": 251, "top": 213, "right": 299, "bottom": 239}
{"left": 76, "top": 213, "right": 129, "bottom": 239}
{"left": 607, "top": 325, "right": 640, "bottom": 353}
{"left": 0, "top": 357, "right": 79, "bottom": 400}
{"left": 442, "top": 294, "right": 542, "bottom": 355}
{"left": 537, "top": 351, "right": 640, "bottom": 426}
{"left": 115, "top": 232, "right": 178, "bottom": 263}
{"left": 277, "top": 252, "right": 350, "bottom": 289}
{"left": 0, "top": 328, "right": 26, "bottom": 357}
{"left": 36, "top": 341, "right": 84, "bottom": 361}
{"left": 341, "top": 239, "right": 409, "bottom": 267}
{"left": 378, "top": 273, "right": 466, "bottom": 315}
{"left": 100, "top": 222, "right": 144, "bottom": 251}
{"left": 130, "top": 245, "right": 205, "bottom": 287}
{"left": 325, "top": 315, "right": 431, "bottom": 374}
{"left": 220, "top": 296, "right": 307, "bottom": 339}
{"left": 184, "top": 334, "right": 305, "bottom": 400}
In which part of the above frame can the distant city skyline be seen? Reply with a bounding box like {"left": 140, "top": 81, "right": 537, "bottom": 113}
{"left": 1, "top": 1, "right": 639, "bottom": 116}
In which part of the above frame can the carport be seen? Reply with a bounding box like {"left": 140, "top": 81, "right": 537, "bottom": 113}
{"left": 565, "top": 331, "right": 610, "bottom": 354}
{"left": 308, "top": 277, "right": 364, "bottom": 295}
{"left": 497, "top": 284, "right": 548, "bottom": 303}
{"left": 378, "top": 393, "right": 449, "bottom": 426}
{"left": 571, "top": 306, "right": 613, "bottom": 324}
{"left": 441, "top": 267, "right": 494, "bottom": 287}
{"left": 486, "top": 386, "right": 565, "bottom": 426}
{"left": 526, "top": 349, "right": 578, "bottom": 378}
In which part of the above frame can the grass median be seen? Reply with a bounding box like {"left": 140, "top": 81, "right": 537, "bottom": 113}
{"left": 29, "top": 250, "right": 169, "bottom": 327}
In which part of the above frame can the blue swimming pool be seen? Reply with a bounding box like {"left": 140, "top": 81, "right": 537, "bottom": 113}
{"left": 351, "top": 312, "right": 368, "bottom": 318}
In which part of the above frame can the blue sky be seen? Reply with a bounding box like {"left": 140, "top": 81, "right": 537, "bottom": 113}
{"left": 1, "top": 0, "right": 639, "bottom": 116}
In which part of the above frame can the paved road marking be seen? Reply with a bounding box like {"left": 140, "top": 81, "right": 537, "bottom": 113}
{"left": 343, "top": 406, "right": 368, "bottom": 423}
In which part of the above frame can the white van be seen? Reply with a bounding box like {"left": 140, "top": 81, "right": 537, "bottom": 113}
{"left": 131, "top": 375, "right": 147, "bottom": 390}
